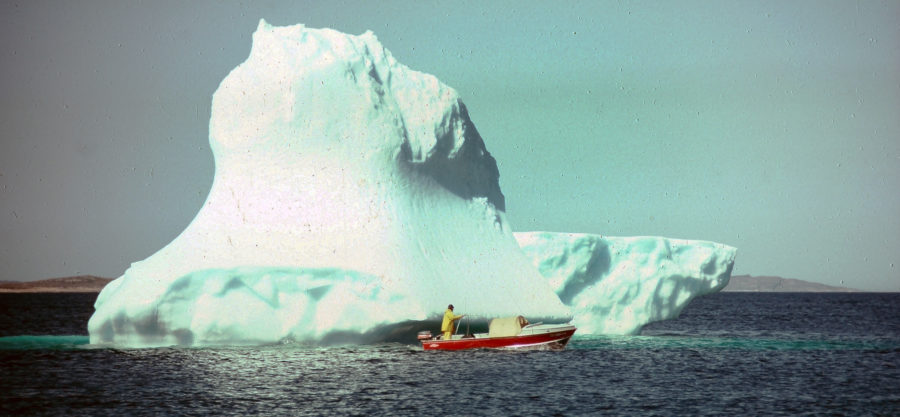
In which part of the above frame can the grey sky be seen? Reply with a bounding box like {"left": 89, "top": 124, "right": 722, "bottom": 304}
{"left": 1, "top": 1, "right": 898, "bottom": 291}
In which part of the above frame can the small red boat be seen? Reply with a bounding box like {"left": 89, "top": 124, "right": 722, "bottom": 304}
{"left": 418, "top": 316, "right": 576, "bottom": 351}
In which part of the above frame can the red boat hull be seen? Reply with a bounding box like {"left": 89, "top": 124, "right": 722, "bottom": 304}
{"left": 420, "top": 327, "right": 576, "bottom": 351}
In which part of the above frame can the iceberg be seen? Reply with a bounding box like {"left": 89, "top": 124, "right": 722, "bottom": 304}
{"left": 88, "top": 21, "right": 737, "bottom": 347}
{"left": 88, "top": 21, "right": 570, "bottom": 346}
{"left": 515, "top": 232, "right": 737, "bottom": 335}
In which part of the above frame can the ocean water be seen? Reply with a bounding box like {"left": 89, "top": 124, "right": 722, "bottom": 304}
{"left": 1, "top": 292, "right": 898, "bottom": 416}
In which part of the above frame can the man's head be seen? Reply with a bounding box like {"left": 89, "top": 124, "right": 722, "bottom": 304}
{"left": 448, "top": 304, "right": 454, "bottom": 310}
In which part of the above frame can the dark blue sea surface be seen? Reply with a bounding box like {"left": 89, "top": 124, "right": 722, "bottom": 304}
{"left": 1, "top": 292, "right": 898, "bottom": 415}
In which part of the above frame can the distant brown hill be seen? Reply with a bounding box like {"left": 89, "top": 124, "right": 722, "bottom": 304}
{"left": 0, "top": 275, "right": 114, "bottom": 293}
{"left": 723, "top": 275, "right": 860, "bottom": 292}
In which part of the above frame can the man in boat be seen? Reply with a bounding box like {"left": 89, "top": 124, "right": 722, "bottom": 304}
{"left": 441, "top": 304, "right": 465, "bottom": 340}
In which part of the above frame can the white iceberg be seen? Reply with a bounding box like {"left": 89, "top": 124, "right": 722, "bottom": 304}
{"left": 515, "top": 232, "right": 737, "bottom": 335}
{"left": 88, "top": 21, "right": 737, "bottom": 347}
{"left": 88, "top": 21, "right": 569, "bottom": 346}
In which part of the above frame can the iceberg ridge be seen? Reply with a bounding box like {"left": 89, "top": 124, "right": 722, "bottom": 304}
{"left": 516, "top": 232, "right": 737, "bottom": 335}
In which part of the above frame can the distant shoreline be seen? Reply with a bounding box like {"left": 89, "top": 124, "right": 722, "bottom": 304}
{"left": 722, "top": 275, "right": 862, "bottom": 293}
{"left": 1, "top": 274, "right": 876, "bottom": 293}
{"left": 0, "top": 276, "right": 113, "bottom": 293}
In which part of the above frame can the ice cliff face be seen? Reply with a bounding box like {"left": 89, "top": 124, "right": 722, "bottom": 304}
{"left": 515, "top": 232, "right": 737, "bottom": 335}
{"left": 93, "top": 267, "right": 420, "bottom": 346}
{"left": 88, "top": 21, "right": 568, "bottom": 346}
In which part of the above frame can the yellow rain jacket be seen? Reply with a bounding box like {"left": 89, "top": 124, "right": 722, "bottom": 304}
{"left": 441, "top": 308, "right": 463, "bottom": 337}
